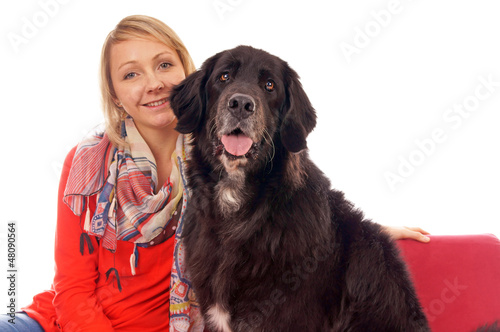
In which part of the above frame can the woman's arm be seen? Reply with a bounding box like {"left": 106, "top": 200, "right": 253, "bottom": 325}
{"left": 52, "top": 147, "right": 114, "bottom": 331}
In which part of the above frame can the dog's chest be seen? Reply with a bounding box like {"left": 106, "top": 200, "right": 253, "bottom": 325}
{"left": 206, "top": 304, "right": 232, "bottom": 332}
{"left": 214, "top": 170, "right": 248, "bottom": 216}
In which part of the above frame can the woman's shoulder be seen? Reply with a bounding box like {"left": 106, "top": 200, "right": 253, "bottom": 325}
{"left": 63, "top": 130, "right": 112, "bottom": 170}
{"left": 62, "top": 133, "right": 114, "bottom": 207}
{"left": 63, "top": 146, "right": 78, "bottom": 170}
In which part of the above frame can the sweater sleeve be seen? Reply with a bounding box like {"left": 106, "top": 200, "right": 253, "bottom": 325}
{"left": 52, "top": 147, "right": 114, "bottom": 331}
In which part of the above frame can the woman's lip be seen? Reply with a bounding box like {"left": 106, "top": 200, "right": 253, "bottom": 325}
{"left": 143, "top": 97, "right": 168, "bottom": 107}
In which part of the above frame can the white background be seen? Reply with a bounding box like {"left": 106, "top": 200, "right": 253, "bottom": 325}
{"left": 1, "top": 0, "right": 499, "bottom": 310}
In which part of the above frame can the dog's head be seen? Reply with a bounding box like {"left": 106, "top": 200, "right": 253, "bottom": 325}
{"left": 170, "top": 45, "right": 316, "bottom": 174}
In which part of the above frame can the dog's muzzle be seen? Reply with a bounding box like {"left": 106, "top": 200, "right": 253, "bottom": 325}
{"left": 214, "top": 92, "right": 261, "bottom": 161}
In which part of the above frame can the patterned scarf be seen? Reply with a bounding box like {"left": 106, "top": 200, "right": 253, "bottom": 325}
{"left": 64, "top": 118, "right": 182, "bottom": 250}
{"left": 63, "top": 118, "right": 205, "bottom": 331}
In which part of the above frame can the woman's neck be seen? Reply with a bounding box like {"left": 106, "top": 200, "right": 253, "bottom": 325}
{"left": 135, "top": 122, "right": 180, "bottom": 192}
{"left": 135, "top": 122, "right": 179, "bottom": 160}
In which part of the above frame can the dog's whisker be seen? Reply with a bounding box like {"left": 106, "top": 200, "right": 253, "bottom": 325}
{"left": 263, "top": 129, "right": 275, "bottom": 173}
{"left": 265, "top": 130, "right": 275, "bottom": 162}
{"left": 209, "top": 117, "right": 217, "bottom": 137}
{"left": 217, "top": 164, "right": 225, "bottom": 180}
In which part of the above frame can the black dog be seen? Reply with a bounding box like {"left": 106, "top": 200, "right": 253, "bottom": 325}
{"left": 170, "top": 45, "right": 430, "bottom": 332}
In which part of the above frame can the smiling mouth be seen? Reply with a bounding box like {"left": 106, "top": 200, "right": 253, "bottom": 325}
{"left": 143, "top": 98, "right": 168, "bottom": 107}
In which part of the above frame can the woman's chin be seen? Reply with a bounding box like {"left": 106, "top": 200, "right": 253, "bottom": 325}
{"left": 148, "top": 110, "right": 177, "bottom": 129}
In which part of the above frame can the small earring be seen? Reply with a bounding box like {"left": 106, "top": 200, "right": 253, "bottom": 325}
{"left": 120, "top": 109, "right": 128, "bottom": 120}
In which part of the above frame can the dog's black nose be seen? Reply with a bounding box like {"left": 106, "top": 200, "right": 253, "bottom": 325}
{"left": 228, "top": 93, "right": 255, "bottom": 119}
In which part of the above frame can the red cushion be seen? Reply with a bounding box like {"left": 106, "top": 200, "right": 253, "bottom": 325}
{"left": 397, "top": 234, "right": 500, "bottom": 332}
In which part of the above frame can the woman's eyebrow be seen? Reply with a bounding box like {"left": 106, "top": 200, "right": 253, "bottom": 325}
{"left": 153, "top": 51, "right": 174, "bottom": 60}
{"left": 117, "top": 51, "right": 176, "bottom": 70}
{"left": 118, "top": 60, "right": 137, "bottom": 70}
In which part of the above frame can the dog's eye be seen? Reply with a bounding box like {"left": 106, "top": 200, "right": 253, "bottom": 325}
{"left": 219, "top": 72, "right": 230, "bottom": 82}
{"left": 265, "top": 80, "right": 275, "bottom": 92}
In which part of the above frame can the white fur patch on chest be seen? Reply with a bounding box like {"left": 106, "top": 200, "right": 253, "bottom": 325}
{"left": 220, "top": 187, "right": 240, "bottom": 206}
{"left": 215, "top": 168, "right": 247, "bottom": 215}
{"left": 206, "top": 304, "right": 232, "bottom": 332}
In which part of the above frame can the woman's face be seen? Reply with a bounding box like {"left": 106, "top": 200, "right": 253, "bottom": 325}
{"left": 110, "top": 38, "right": 186, "bottom": 133}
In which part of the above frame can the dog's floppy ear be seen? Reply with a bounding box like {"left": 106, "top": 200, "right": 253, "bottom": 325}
{"left": 280, "top": 65, "right": 317, "bottom": 153}
{"left": 170, "top": 69, "right": 206, "bottom": 134}
{"left": 171, "top": 53, "right": 221, "bottom": 134}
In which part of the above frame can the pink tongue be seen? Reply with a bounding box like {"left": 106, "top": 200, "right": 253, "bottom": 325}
{"left": 221, "top": 134, "right": 253, "bottom": 156}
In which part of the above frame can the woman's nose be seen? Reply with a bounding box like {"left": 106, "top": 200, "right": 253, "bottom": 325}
{"left": 146, "top": 74, "right": 164, "bottom": 92}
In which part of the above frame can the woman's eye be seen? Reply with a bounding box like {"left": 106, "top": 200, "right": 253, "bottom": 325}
{"left": 265, "top": 80, "right": 275, "bottom": 92}
{"left": 219, "top": 72, "right": 230, "bottom": 82}
{"left": 124, "top": 72, "right": 136, "bottom": 80}
{"left": 160, "top": 62, "right": 171, "bottom": 69}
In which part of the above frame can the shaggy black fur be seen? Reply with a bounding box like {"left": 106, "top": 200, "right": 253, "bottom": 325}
{"left": 170, "top": 45, "right": 430, "bottom": 331}
{"left": 476, "top": 322, "right": 500, "bottom": 332}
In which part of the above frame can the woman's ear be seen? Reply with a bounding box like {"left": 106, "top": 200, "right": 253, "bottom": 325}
{"left": 112, "top": 97, "right": 122, "bottom": 108}
{"left": 280, "top": 65, "right": 317, "bottom": 153}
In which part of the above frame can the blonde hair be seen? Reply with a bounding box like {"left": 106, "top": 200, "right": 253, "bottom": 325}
{"left": 100, "top": 15, "right": 196, "bottom": 147}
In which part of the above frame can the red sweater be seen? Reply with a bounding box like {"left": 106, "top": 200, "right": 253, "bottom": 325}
{"left": 23, "top": 147, "right": 175, "bottom": 331}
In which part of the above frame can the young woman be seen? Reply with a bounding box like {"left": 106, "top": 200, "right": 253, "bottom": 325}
{"left": 0, "top": 15, "right": 429, "bottom": 332}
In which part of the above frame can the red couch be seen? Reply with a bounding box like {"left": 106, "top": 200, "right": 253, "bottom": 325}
{"left": 397, "top": 234, "right": 500, "bottom": 332}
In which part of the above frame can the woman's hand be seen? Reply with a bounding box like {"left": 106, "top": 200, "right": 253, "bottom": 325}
{"left": 383, "top": 226, "right": 431, "bottom": 243}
